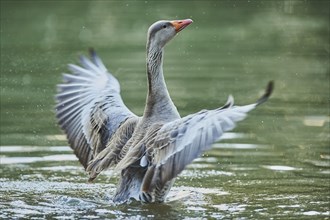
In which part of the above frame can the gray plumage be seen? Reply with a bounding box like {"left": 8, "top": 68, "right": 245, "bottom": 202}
{"left": 55, "top": 19, "right": 273, "bottom": 204}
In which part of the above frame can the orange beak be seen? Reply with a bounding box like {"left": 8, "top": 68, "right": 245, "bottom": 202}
{"left": 171, "top": 19, "right": 193, "bottom": 33}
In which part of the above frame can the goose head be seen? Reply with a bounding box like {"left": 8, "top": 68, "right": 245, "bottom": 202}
{"left": 147, "top": 19, "right": 193, "bottom": 50}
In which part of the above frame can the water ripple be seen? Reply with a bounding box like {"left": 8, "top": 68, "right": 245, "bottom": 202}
{"left": 0, "top": 154, "right": 77, "bottom": 164}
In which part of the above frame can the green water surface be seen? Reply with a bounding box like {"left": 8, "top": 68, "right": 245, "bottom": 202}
{"left": 1, "top": 1, "right": 329, "bottom": 219}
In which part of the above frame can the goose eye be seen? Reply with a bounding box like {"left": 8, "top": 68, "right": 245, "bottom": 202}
{"left": 162, "top": 25, "right": 167, "bottom": 29}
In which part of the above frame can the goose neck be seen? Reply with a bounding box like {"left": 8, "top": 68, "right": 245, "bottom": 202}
{"left": 144, "top": 46, "right": 178, "bottom": 119}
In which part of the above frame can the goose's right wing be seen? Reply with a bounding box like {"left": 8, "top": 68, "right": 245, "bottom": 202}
{"left": 139, "top": 81, "right": 274, "bottom": 193}
{"left": 55, "top": 49, "right": 138, "bottom": 169}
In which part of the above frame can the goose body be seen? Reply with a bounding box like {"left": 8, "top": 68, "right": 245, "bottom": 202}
{"left": 55, "top": 19, "right": 273, "bottom": 203}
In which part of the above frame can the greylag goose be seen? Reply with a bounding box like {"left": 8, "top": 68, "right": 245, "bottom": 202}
{"left": 55, "top": 19, "right": 273, "bottom": 204}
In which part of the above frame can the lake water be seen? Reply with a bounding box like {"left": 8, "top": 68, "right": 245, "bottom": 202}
{"left": 1, "top": 1, "right": 329, "bottom": 219}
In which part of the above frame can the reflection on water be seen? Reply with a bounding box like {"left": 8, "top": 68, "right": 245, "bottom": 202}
{"left": 303, "top": 116, "right": 329, "bottom": 127}
{"left": 1, "top": 144, "right": 329, "bottom": 219}
{"left": 261, "top": 165, "right": 302, "bottom": 171}
{"left": 1, "top": 0, "right": 329, "bottom": 219}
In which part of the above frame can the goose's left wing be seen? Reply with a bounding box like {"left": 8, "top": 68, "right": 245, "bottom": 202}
{"left": 55, "top": 49, "right": 138, "bottom": 169}
{"left": 140, "top": 81, "right": 273, "bottom": 191}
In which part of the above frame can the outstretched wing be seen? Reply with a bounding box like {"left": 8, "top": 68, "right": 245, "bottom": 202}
{"left": 141, "top": 81, "right": 274, "bottom": 191}
{"left": 55, "top": 49, "right": 138, "bottom": 169}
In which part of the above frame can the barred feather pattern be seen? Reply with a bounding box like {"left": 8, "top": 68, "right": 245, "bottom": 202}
{"left": 55, "top": 50, "right": 137, "bottom": 169}
{"left": 113, "top": 82, "right": 273, "bottom": 200}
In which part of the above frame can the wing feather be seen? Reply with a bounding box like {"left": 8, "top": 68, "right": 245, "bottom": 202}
{"left": 143, "top": 81, "right": 273, "bottom": 190}
{"left": 55, "top": 49, "right": 138, "bottom": 168}
{"left": 62, "top": 73, "right": 92, "bottom": 83}
{"left": 86, "top": 117, "right": 139, "bottom": 182}
{"left": 68, "top": 64, "right": 96, "bottom": 77}
{"left": 79, "top": 55, "right": 102, "bottom": 73}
